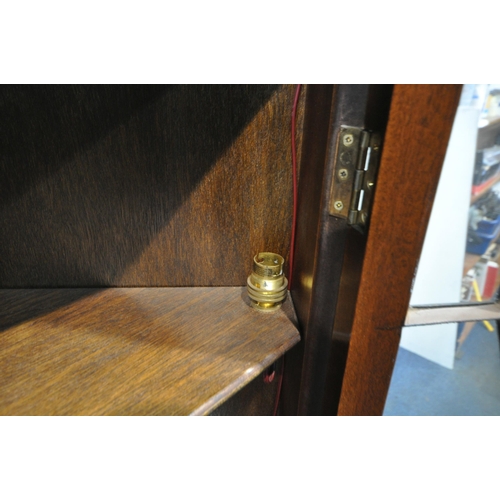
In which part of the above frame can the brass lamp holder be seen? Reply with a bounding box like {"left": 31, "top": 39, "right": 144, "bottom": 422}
{"left": 247, "top": 252, "right": 288, "bottom": 311}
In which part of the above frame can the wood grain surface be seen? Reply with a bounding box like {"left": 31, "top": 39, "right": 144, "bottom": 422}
{"left": 0, "top": 287, "right": 299, "bottom": 415}
{"left": 284, "top": 85, "right": 393, "bottom": 415}
{"left": 0, "top": 85, "right": 304, "bottom": 287}
{"left": 282, "top": 85, "right": 335, "bottom": 415}
{"left": 208, "top": 358, "right": 284, "bottom": 416}
{"left": 337, "top": 85, "right": 462, "bottom": 416}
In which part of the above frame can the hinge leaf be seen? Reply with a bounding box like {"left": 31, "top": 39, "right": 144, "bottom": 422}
{"left": 328, "top": 125, "right": 381, "bottom": 230}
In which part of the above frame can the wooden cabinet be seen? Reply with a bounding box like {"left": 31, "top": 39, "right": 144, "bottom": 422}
{"left": 0, "top": 85, "right": 303, "bottom": 415}
{"left": 1, "top": 84, "right": 462, "bottom": 415}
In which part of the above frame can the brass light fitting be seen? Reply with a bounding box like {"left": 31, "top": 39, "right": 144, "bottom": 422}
{"left": 247, "top": 252, "right": 288, "bottom": 311}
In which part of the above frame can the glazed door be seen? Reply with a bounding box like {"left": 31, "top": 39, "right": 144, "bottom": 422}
{"left": 343, "top": 84, "right": 500, "bottom": 416}
{"left": 283, "top": 85, "right": 464, "bottom": 415}
{"left": 336, "top": 85, "right": 465, "bottom": 415}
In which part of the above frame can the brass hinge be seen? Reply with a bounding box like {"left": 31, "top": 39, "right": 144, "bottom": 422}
{"left": 328, "top": 126, "right": 382, "bottom": 229}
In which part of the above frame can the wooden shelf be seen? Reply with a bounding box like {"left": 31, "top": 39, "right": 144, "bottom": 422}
{"left": 0, "top": 287, "right": 300, "bottom": 415}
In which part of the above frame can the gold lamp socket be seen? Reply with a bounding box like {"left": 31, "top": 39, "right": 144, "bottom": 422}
{"left": 247, "top": 252, "right": 288, "bottom": 311}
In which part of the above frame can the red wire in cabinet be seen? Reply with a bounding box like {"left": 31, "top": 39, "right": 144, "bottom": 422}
{"left": 271, "top": 84, "right": 302, "bottom": 417}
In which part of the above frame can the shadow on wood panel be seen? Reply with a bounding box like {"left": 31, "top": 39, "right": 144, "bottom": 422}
{"left": 0, "top": 288, "right": 100, "bottom": 332}
{"left": 0, "top": 84, "right": 294, "bottom": 288}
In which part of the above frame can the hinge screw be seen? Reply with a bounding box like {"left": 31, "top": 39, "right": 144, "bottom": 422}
{"left": 334, "top": 201, "right": 344, "bottom": 211}
{"left": 338, "top": 168, "right": 348, "bottom": 180}
{"left": 343, "top": 134, "right": 354, "bottom": 146}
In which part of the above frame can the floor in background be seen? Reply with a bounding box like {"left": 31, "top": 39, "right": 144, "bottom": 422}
{"left": 384, "top": 322, "right": 500, "bottom": 415}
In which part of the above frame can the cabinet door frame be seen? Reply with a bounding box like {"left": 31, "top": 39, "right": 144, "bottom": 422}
{"left": 337, "top": 84, "right": 463, "bottom": 415}
{"left": 282, "top": 84, "right": 496, "bottom": 415}
{"left": 283, "top": 84, "right": 394, "bottom": 416}
{"left": 281, "top": 85, "right": 476, "bottom": 415}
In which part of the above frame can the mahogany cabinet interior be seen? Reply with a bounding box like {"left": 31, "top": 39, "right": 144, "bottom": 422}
{"left": 0, "top": 85, "right": 307, "bottom": 415}
{"left": 0, "top": 85, "right": 304, "bottom": 287}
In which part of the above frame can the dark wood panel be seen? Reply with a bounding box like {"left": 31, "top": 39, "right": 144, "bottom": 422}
{"left": 0, "top": 85, "right": 304, "bottom": 287}
{"left": 321, "top": 85, "right": 394, "bottom": 415}
{"left": 282, "top": 85, "right": 334, "bottom": 415}
{"left": 0, "top": 287, "right": 299, "bottom": 415}
{"left": 283, "top": 85, "right": 393, "bottom": 416}
{"left": 288, "top": 85, "right": 334, "bottom": 332}
{"left": 337, "top": 85, "right": 463, "bottom": 416}
{"left": 208, "top": 358, "right": 283, "bottom": 416}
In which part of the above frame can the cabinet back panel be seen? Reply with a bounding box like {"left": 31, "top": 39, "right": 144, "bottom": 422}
{"left": 0, "top": 84, "right": 303, "bottom": 287}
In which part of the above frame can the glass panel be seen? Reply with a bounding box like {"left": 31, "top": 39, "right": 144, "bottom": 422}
{"left": 464, "top": 87, "right": 500, "bottom": 305}
{"left": 385, "top": 85, "right": 500, "bottom": 415}
{"left": 410, "top": 85, "right": 493, "bottom": 308}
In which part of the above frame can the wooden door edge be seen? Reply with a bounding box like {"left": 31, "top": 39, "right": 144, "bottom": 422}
{"left": 337, "top": 85, "right": 463, "bottom": 416}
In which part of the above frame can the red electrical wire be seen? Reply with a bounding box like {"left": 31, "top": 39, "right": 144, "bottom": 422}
{"left": 272, "top": 357, "right": 285, "bottom": 416}
{"left": 272, "top": 84, "right": 302, "bottom": 417}
{"left": 288, "top": 84, "right": 302, "bottom": 291}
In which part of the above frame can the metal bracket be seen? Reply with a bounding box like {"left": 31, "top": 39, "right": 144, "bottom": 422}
{"left": 328, "top": 126, "right": 381, "bottom": 229}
